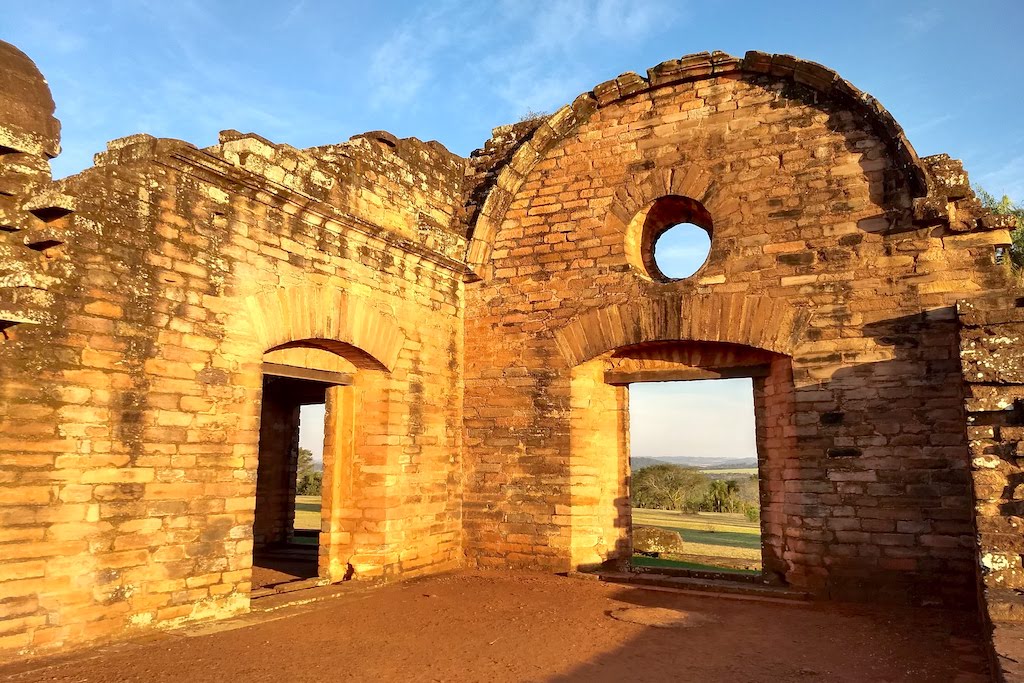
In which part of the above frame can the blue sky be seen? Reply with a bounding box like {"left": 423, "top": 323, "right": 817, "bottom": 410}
{"left": 5, "top": 1, "right": 1020, "bottom": 462}
{"left": 3, "top": 0, "right": 1022, "bottom": 198}
{"left": 630, "top": 379, "right": 756, "bottom": 460}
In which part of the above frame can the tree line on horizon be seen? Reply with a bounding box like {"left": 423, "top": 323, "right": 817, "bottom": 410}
{"left": 296, "top": 447, "right": 322, "bottom": 496}
{"left": 631, "top": 463, "right": 760, "bottom": 521}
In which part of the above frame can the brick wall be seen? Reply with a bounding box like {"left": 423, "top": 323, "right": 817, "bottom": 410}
{"left": 0, "top": 51, "right": 465, "bottom": 654}
{"left": 957, "top": 294, "right": 1024, "bottom": 679}
{"left": 462, "top": 52, "right": 1013, "bottom": 605}
{"left": 1, "top": 41, "right": 1021, "bottom": 660}
{"left": 959, "top": 296, "right": 1024, "bottom": 603}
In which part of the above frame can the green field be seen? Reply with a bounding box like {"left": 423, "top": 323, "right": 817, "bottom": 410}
{"left": 294, "top": 495, "right": 321, "bottom": 531}
{"left": 632, "top": 508, "right": 761, "bottom": 573}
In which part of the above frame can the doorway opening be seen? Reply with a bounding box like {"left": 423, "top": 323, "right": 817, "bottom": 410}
{"left": 252, "top": 369, "right": 336, "bottom": 590}
{"left": 628, "top": 377, "right": 763, "bottom": 577}
{"left": 293, "top": 403, "right": 325, "bottom": 539}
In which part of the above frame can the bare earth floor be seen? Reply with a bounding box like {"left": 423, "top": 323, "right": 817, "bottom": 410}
{"left": 0, "top": 571, "right": 990, "bottom": 683}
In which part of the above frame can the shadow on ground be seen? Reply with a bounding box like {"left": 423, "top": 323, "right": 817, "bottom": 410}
{"left": 0, "top": 570, "right": 989, "bottom": 683}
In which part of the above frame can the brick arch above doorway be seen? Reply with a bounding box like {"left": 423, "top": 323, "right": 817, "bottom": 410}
{"left": 464, "top": 50, "right": 943, "bottom": 278}
{"left": 244, "top": 285, "right": 406, "bottom": 372}
{"left": 553, "top": 293, "right": 810, "bottom": 367}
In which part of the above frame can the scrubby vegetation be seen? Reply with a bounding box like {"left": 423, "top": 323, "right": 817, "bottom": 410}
{"left": 296, "top": 447, "right": 322, "bottom": 496}
{"left": 631, "top": 463, "right": 760, "bottom": 521}
{"left": 977, "top": 187, "right": 1024, "bottom": 283}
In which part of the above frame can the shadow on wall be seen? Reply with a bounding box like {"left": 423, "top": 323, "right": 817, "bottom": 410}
{"left": 781, "top": 310, "right": 975, "bottom": 603}
{"left": 584, "top": 308, "right": 977, "bottom": 605}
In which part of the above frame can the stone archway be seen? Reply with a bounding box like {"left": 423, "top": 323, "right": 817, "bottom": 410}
{"left": 557, "top": 295, "right": 807, "bottom": 581}
{"left": 567, "top": 339, "right": 796, "bottom": 584}
{"left": 244, "top": 284, "right": 406, "bottom": 372}
{"left": 553, "top": 293, "right": 810, "bottom": 367}
{"left": 244, "top": 285, "right": 408, "bottom": 586}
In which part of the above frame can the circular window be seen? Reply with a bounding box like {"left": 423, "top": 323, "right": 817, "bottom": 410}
{"left": 654, "top": 222, "right": 711, "bottom": 279}
{"left": 627, "top": 195, "right": 713, "bottom": 282}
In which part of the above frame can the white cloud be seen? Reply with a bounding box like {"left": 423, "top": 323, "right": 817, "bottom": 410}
{"left": 283, "top": 0, "right": 308, "bottom": 26}
{"left": 905, "top": 112, "right": 955, "bottom": 137}
{"left": 977, "top": 153, "right": 1024, "bottom": 201}
{"left": 900, "top": 8, "right": 942, "bottom": 37}
{"left": 366, "top": 0, "right": 679, "bottom": 114}
{"left": 482, "top": 0, "right": 674, "bottom": 112}
{"left": 368, "top": 24, "right": 450, "bottom": 108}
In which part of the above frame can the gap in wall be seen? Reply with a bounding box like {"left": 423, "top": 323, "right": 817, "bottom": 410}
{"left": 294, "top": 403, "right": 326, "bottom": 538}
{"left": 252, "top": 375, "right": 326, "bottom": 589}
{"left": 628, "top": 377, "right": 763, "bottom": 576}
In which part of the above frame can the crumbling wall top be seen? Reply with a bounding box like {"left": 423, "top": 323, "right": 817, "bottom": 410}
{"left": 464, "top": 50, "right": 1007, "bottom": 275}
{"left": 0, "top": 40, "right": 60, "bottom": 158}
{"left": 74, "top": 125, "right": 471, "bottom": 263}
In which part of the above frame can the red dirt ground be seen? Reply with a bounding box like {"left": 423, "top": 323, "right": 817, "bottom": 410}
{"left": 250, "top": 557, "right": 317, "bottom": 589}
{"left": 0, "top": 570, "right": 990, "bottom": 682}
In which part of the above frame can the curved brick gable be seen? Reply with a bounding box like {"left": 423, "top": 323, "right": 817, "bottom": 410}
{"left": 465, "top": 50, "right": 987, "bottom": 277}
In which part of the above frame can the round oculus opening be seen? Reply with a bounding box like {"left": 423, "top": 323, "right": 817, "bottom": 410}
{"left": 653, "top": 222, "right": 711, "bottom": 280}
{"left": 639, "top": 195, "right": 713, "bottom": 282}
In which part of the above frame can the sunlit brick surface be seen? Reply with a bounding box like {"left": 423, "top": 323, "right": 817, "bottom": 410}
{"left": 0, "top": 42, "right": 1018, "bottom": 661}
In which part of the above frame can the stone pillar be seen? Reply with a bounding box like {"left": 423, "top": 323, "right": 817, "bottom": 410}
{"left": 320, "top": 383, "right": 356, "bottom": 581}
{"left": 568, "top": 357, "right": 630, "bottom": 570}
{"left": 754, "top": 356, "right": 797, "bottom": 583}
{"left": 317, "top": 370, "right": 399, "bottom": 580}
{"left": 958, "top": 296, "right": 1024, "bottom": 613}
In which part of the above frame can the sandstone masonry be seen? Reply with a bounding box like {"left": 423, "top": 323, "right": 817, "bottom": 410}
{"left": 0, "top": 42, "right": 1019, "bottom": 666}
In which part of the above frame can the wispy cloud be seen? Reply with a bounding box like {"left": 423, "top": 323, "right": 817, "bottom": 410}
{"left": 367, "top": 0, "right": 680, "bottom": 114}
{"left": 977, "top": 153, "right": 1024, "bottom": 202}
{"left": 905, "top": 112, "right": 955, "bottom": 137}
{"left": 283, "top": 0, "right": 308, "bottom": 26}
{"left": 6, "top": 0, "right": 684, "bottom": 175}
{"left": 10, "top": 16, "right": 89, "bottom": 55}
{"left": 368, "top": 20, "right": 454, "bottom": 108}
{"left": 483, "top": 0, "right": 675, "bottom": 112}
{"left": 900, "top": 8, "right": 942, "bottom": 37}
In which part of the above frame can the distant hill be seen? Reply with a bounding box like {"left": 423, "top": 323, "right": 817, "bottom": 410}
{"left": 631, "top": 456, "right": 758, "bottom": 471}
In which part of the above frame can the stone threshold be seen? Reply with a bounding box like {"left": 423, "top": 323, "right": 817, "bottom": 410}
{"left": 574, "top": 569, "right": 813, "bottom": 604}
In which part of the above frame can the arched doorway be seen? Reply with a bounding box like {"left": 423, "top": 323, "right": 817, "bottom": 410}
{"left": 568, "top": 339, "right": 796, "bottom": 584}
{"left": 242, "top": 286, "right": 408, "bottom": 592}
{"left": 252, "top": 342, "right": 389, "bottom": 591}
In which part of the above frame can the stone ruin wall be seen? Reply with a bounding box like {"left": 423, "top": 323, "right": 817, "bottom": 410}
{"left": 0, "top": 40, "right": 1021, "bottom": 661}
{"left": 0, "top": 41, "right": 468, "bottom": 655}
{"left": 959, "top": 294, "right": 1024, "bottom": 678}
{"left": 461, "top": 52, "right": 1013, "bottom": 606}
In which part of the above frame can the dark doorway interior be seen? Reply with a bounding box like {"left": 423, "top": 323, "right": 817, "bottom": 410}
{"left": 252, "top": 373, "right": 329, "bottom": 590}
